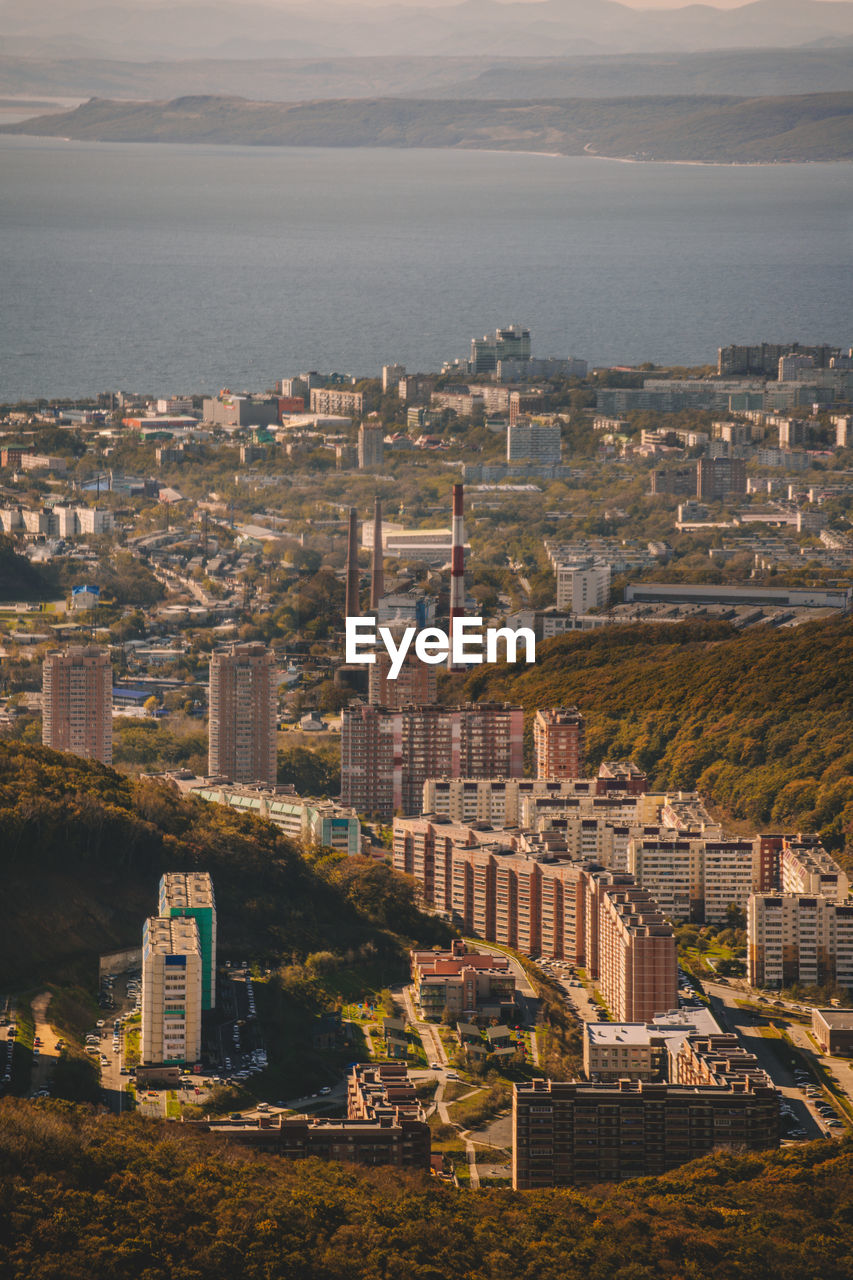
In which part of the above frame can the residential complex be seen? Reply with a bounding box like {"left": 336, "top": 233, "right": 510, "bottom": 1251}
{"left": 180, "top": 778, "right": 361, "bottom": 855}
{"left": 42, "top": 645, "right": 112, "bottom": 765}
{"left": 747, "top": 893, "right": 853, "bottom": 989}
{"left": 533, "top": 707, "right": 585, "bottom": 780}
{"left": 158, "top": 872, "right": 217, "bottom": 1011}
{"left": 421, "top": 771, "right": 656, "bottom": 827}
{"left": 514, "top": 1034, "right": 779, "bottom": 1188}
{"left": 208, "top": 642, "right": 277, "bottom": 785}
{"left": 341, "top": 702, "right": 524, "bottom": 819}
{"left": 199, "top": 1063, "right": 430, "bottom": 1169}
{"left": 410, "top": 941, "right": 516, "bottom": 1023}
{"left": 583, "top": 870, "right": 678, "bottom": 1022}
{"left": 141, "top": 914, "right": 203, "bottom": 1066}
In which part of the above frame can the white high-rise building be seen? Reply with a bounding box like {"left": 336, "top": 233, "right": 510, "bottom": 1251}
{"left": 556, "top": 560, "right": 611, "bottom": 614}
{"left": 141, "top": 916, "right": 203, "bottom": 1066}
{"left": 747, "top": 893, "right": 853, "bottom": 990}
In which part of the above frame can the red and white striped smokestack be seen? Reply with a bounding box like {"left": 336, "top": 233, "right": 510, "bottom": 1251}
{"left": 345, "top": 507, "right": 359, "bottom": 619}
{"left": 448, "top": 482, "right": 465, "bottom": 669}
{"left": 370, "top": 497, "right": 384, "bottom": 611}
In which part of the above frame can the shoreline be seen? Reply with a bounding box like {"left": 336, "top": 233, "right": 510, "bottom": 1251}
{"left": 1, "top": 131, "right": 849, "bottom": 167}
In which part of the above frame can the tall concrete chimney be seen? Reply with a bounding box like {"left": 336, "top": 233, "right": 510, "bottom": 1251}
{"left": 345, "top": 507, "right": 359, "bottom": 618}
{"left": 370, "top": 497, "right": 384, "bottom": 611}
{"left": 448, "top": 482, "right": 465, "bottom": 670}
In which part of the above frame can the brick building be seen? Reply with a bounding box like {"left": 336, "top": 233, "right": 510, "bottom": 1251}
{"left": 341, "top": 702, "right": 524, "bottom": 820}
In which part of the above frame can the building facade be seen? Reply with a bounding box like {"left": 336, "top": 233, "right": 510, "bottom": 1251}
{"left": 358, "top": 422, "right": 385, "bottom": 469}
{"left": 158, "top": 872, "right": 217, "bottom": 1011}
{"left": 513, "top": 1071, "right": 778, "bottom": 1189}
{"left": 208, "top": 643, "right": 277, "bottom": 785}
{"left": 341, "top": 703, "right": 524, "bottom": 819}
{"left": 747, "top": 893, "right": 853, "bottom": 989}
{"left": 533, "top": 707, "right": 586, "bottom": 780}
{"left": 141, "top": 915, "right": 203, "bottom": 1066}
{"left": 42, "top": 645, "right": 112, "bottom": 765}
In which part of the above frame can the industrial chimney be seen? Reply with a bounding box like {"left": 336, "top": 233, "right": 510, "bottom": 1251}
{"left": 448, "top": 482, "right": 465, "bottom": 669}
{"left": 345, "top": 507, "right": 359, "bottom": 618}
{"left": 370, "top": 497, "right": 384, "bottom": 611}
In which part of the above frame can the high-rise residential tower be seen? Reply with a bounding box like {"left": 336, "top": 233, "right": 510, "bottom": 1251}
{"left": 159, "top": 872, "right": 217, "bottom": 1010}
{"left": 208, "top": 642, "right": 277, "bottom": 784}
{"left": 141, "top": 915, "right": 203, "bottom": 1066}
{"left": 534, "top": 707, "right": 585, "bottom": 779}
{"left": 42, "top": 645, "right": 112, "bottom": 764}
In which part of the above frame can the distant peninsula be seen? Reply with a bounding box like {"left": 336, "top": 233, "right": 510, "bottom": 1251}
{"left": 2, "top": 91, "right": 852, "bottom": 163}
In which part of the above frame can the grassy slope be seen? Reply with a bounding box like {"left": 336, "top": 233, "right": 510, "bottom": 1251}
{"left": 3, "top": 91, "right": 852, "bottom": 161}
{"left": 448, "top": 619, "right": 853, "bottom": 855}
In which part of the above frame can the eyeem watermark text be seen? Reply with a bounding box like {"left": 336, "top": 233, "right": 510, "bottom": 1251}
{"left": 345, "top": 617, "right": 536, "bottom": 679}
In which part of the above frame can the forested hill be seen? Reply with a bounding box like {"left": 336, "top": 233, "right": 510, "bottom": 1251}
{"left": 2, "top": 1099, "right": 853, "bottom": 1280}
{"left": 449, "top": 619, "right": 853, "bottom": 855}
{"left": 3, "top": 91, "right": 853, "bottom": 162}
{"left": 0, "top": 743, "right": 446, "bottom": 987}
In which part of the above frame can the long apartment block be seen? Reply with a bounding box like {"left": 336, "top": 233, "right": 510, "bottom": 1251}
{"left": 748, "top": 892, "right": 853, "bottom": 988}
{"left": 394, "top": 819, "right": 678, "bottom": 1021}
{"left": 513, "top": 1060, "right": 778, "bottom": 1189}
{"left": 422, "top": 773, "right": 660, "bottom": 827}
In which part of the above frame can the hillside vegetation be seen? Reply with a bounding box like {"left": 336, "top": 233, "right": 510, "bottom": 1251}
{"left": 4, "top": 91, "right": 852, "bottom": 162}
{"left": 1, "top": 1101, "right": 852, "bottom": 1280}
{"left": 450, "top": 619, "right": 853, "bottom": 857}
{"left": 0, "top": 742, "right": 445, "bottom": 987}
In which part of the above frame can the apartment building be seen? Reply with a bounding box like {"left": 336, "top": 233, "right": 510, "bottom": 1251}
{"left": 627, "top": 832, "right": 762, "bottom": 924}
{"left": 367, "top": 631, "right": 437, "bottom": 709}
{"left": 42, "top": 645, "right": 112, "bottom": 765}
{"left": 533, "top": 707, "right": 585, "bottom": 780}
{"left": 422, "top": 772, "right": 658, "bottom": 827}
{"left": 513, "top": 1070, "right": 778, "bottom": 1188}
{"left": 584, "top": 1006, "right": 721, "bottom": 1082}
{"left": 200, "top": 1064, "right": 430, "bottom": 1170}
{"left": 507, "top": 419, "right": 562, "bottom": 466}
{"left": 747, "top": 893, "right": 853, "bottom": 989}
{"left": 357, "top": 421, "right": 385, "bottom": 469}
{"left": 158, "top": 872, "right": 217, "bottom": 1011}
{"left": 696, "top": 456, "right": 747, "bottom": 501}
{"left": 584, "top": 871, "right": 679, "bottom": 1022}
{"left": 780, "top": 838, "right": 849, "bottom": 901}
{"left": 341, "top": 703, "right": 524, "bottom": 820}
{"left": 555, "top": 560, "right": 611, "bottom": 614}
{"left": 309, "top": 387, "right": 366, "bottom": 417}
{"left": 185, "top": 780, "right": 361, "bottom": 855}
{"left": 410, "top": 942, "right": 516, "bottom": 1022}
{"left": 141, "top": 915, "right": 202, "bottom": 1066}
{"left": 208, "top": 642, "right": 277, "bottom": 785}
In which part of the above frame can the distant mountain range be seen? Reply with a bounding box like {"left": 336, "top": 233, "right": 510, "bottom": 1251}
{"left": 2, "top": 0, "right": 853, "bottom": 61}
{"left": 4, "top": 90, "right": 852, "bottom": 163}
{"left": 2, "top": 47, "right": 853, "bottom": 104}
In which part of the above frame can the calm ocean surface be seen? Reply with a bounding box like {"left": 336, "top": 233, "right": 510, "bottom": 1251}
{"left": 0, "top": 135, "right": 851, "bottom": 401}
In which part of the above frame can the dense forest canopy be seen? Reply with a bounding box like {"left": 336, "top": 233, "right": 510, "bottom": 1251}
{"left": 448, "top": 619, "right": 853, "bottom": 858}
{"left": 0, "top": 742, "right": 444, "bottom": 986}
{"left": 1, "top": 1101, "right": 852, "bottom": 1280}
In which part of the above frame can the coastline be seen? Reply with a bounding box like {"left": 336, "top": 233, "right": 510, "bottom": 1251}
{"left": 2, "top": 130, "right": 850, "bottom": 167}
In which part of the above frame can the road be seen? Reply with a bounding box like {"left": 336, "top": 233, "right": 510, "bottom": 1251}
{"left": 399, "top": 984, "right": 448, "bottom": 1067}
{"left": 704, "top": 980, "right": 848, "bottom": 1140}
{"left": 29, "top": 992, "right": 60, "bottom": 1097}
